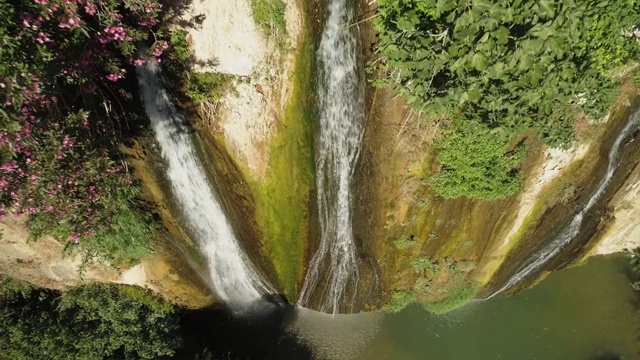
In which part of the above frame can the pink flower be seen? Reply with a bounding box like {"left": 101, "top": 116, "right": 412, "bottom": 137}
{"left": 105, "top": 68, "right": 126, "bottom": 82}
{"left": 0, "top": 162, "right": 18, "bottom": 172}
{"left": 69, "top": 234, "right": 80, "bottom": 243}
{"left": 151, "top": 41, "right": 169, "bottom": 57}
{"left": 35, "top": 32, "right": 51, "bottom": 44}
{"left": 84, "top": 2, "right": 97, "bottom": 15}
{"left": 133, "top": 58, "right": 145, "bottom": 66}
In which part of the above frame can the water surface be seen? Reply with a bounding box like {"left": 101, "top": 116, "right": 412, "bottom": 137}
{"left": 355, "top": 255, "right": 638, "bottom": 360}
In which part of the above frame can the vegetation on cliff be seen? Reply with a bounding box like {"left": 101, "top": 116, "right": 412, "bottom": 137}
{"left": 372, "top": 0, "right": 640, "bottom": 200}
{"left": 164, "top": 30, "right": 235, "bottom": 106}
{"left": 0, "top": 0, "right": 168, "bottom": 266}
{"left": 250, "top": 0, "right": 287, "bottom": 37}
{"left": 385, "top": 256, "right": 479, "bottom": 314}
{"left": 628, "top": 247, "right": 640, "bottom": 290}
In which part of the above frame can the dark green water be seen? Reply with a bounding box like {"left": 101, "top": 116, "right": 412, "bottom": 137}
{"left": 354, "top": 255, "right": 639, "bottom": 360}
{"left": 183, "top": 254, "right": 638, "bottom": 360}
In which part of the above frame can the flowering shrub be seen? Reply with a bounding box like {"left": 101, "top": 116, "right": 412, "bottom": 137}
{"left": 0, "top": 0, "right": 164, "bottom": 265}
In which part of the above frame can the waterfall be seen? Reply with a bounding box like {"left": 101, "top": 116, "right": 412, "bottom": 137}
{"left": 137, "top": 61, "right": 272, "bottom": 305}
{"left": 298, "top": 0, "right": 366, "bottom": 314}
{"left": 488, "top": 108, "right": 640, "bottom": 299}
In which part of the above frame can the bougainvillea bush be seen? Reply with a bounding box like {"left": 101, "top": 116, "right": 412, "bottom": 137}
{"left": 0, "top": 0, "right": 167, "bottom": 266}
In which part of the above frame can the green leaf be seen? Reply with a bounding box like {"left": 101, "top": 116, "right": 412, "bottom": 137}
{"left": 473, "top": 0, "right": 493, "bottom": 13}
{"left": 530, "top": 22, "right": 555, "bottom": 40}
{"left": 471, "top": 52, "right": 488, "bottom": 71}
{"left": 538, "top": 0, "right": 556, "bottom": 18}
{"left": 494, "top": 26, "right": 509, "bottom": 45}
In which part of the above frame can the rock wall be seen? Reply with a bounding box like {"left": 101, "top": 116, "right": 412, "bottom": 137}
{"left": 595, "top": 165, "right": 640, "bottom": 255}
{"left": 176, "top": 0, "right": 303, "bottom": 180}
{"left": 0, "top": 215, "right": 118, "bottom": 289}
{"left": 0, "top": 214, "right": 212, "bottom": 308}
{"left": 169, "top": 0, "right": 313, "bottom": 300}
{"left": 353, "top": 0, "right": 640, "bottom": 308}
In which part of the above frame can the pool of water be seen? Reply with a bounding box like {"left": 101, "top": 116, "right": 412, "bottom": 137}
{"left": 189, "top": 254, "right": 638, "bottom": 359}
{"left": 351, "top": 254, "right": 639, "bottom": 360}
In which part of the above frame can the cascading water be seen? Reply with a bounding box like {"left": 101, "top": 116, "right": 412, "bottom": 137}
{"left": 137, "top": 61, "right": 272, "bottom": 305}
{"left": 298, "top": 0, "right": 366, "bottom": 314}
{"left": 488, "top": 108, "right": 640, "bottom": 299}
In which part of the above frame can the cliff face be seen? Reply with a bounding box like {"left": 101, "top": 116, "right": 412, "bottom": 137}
{"left": 8, "top": 0, "right": 639, "bottom": 312}
{"left": 351, "top": 0, "right": 640, "bottom": 309}
{"left": 158, "top": 0, "right": 640, "bottom": 309}
{"left": 353, "top": 78, "right": 640, "bottom": 309}
{"left": 0, "top": 0, "right": 311, "bottom": 307}
{"left": 0, "top": 215, "right": 118, "bottom": 289}
{"left": 179, "top": 0, "right": 303, "bottom": 180}
{"left": 594, "top": 157, "right": 640, "bottom": 255}
{"left": 0, "top": 213, "right": 213, "bottom": 309}
{"left": 169, "top": 0, "right": 314, "bottom": 301}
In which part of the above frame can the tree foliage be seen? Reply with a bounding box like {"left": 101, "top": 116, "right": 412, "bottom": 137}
{"left": 0, "top": 281, "right": 181, "bottom": 360}
{"left": 373, "top": 0, "right": 640, "bottom": 199}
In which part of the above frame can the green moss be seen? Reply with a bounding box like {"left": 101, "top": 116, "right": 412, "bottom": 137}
{"left": 385, "top": 290, "right": 416, "bottom": 313}
{"left": 411, "top": 256, "right": 439, "bottom": 272}
{"left": 438, "top": 224, "right": 466, "bottom": 258}
{"left": 393, "top": 236, "right": 414, "bottom": 250}
{"left": 250, "top": 17, "right": 315, "bottom": 301}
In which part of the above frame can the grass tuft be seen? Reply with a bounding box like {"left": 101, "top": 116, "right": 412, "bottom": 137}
{"left": 250, "top": 0, "right": 287, "bottom": 36}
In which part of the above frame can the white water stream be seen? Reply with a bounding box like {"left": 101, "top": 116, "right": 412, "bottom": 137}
{"left": 298, "top": 0, "right": 366, "bottom": 314}
{"left": 488, "top": 108, "right": 640, "bottom": 299}
{"left": 137, "top": 62, "right": 272, "bottom": 305}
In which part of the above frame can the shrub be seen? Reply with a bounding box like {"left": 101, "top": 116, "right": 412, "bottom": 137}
{"left": 428, "top": 125, "right": 527, "bottom": 200}
{"left": 409, "top": 258, "right": 480, "bottom": 314}
{"left": 422, "top": 280, "right": 479, "bottom": 315}
{"left": 169, "top": 31, "right": 191, "bottom": 63}
{"left": 165, "top": 30, "right": 193, "bottom": 79}
{"left": 185, "top": 72, "right": 234, "bottom": 104}
{"left": 627, "top": 247, "right": 640, "bottom": 291}
{"left": 411, "top": 256, "right": 439, "bottom": 272}
{"left": 386, "top": 290, "right": 416, "bottom": 313}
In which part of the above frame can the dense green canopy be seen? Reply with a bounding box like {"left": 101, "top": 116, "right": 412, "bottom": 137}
{"left": 373, "top": 0, "right": 640, "bottom": 199}
{"left": 0, "top": 281, "right": 181, "bottom": 360}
